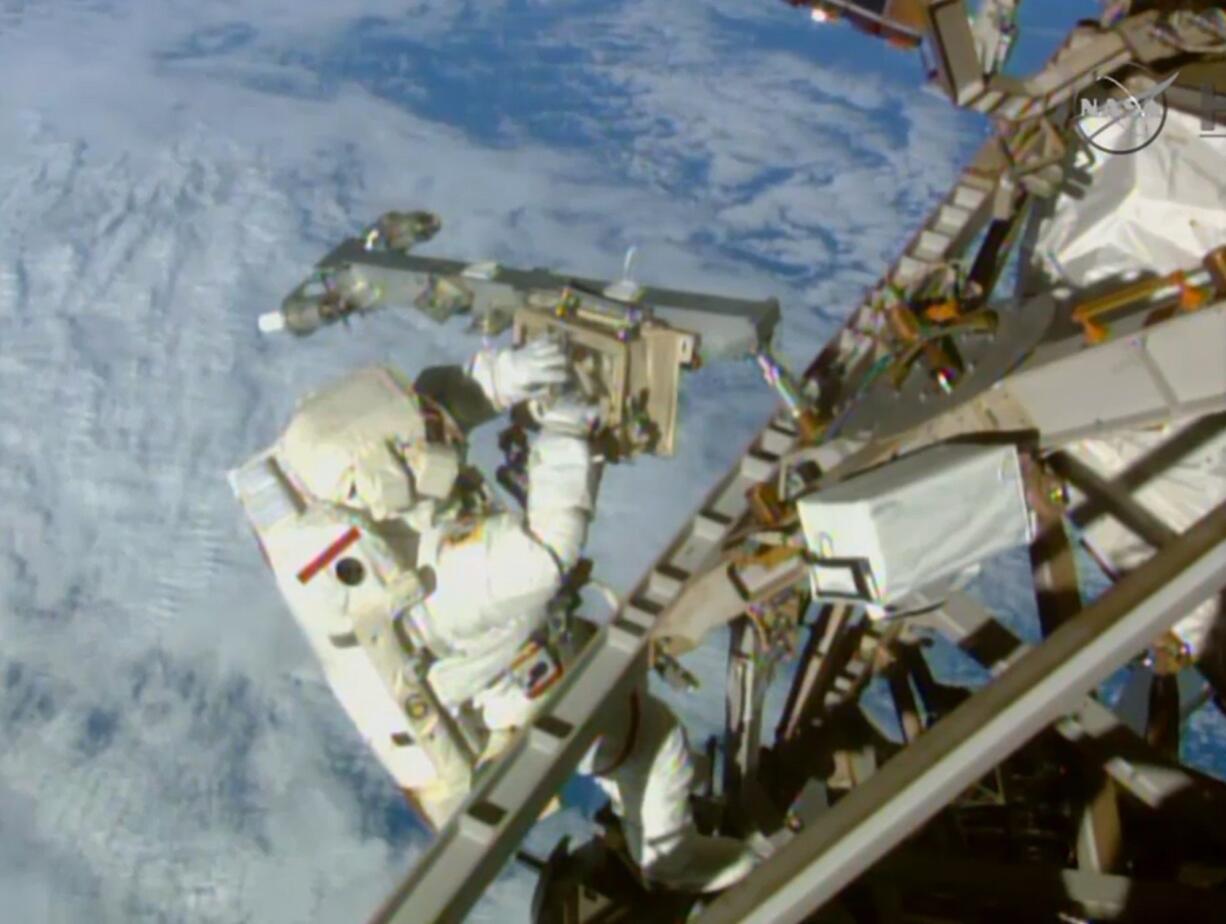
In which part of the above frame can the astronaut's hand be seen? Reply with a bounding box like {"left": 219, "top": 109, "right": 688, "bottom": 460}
{"left": 490, "top": 338, "right": 571, "bottom": 409}
{"left": 533, "top": 391, "right": 602, "bottom": 439}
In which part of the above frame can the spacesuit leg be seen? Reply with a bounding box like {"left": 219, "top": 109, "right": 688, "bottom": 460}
{"left": 582, "top": 689, "right": 756, "bottom": 894}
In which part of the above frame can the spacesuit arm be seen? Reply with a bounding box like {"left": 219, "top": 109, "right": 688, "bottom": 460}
{"left": 422, "top": 513, "right": 571, "bottom": 708}
{"left": 427, "top": 620, "right": 537, "bottom": 709}
{"left": 526, "top": 399, "right": 601, "bottom": 572}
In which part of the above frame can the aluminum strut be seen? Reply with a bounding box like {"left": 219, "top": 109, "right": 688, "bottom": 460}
{"left": 695, "top": 499, "right": 1226, "bottom": 924}
{"left": 919, "top": 591, "right": 1226, "bottom": 850}
{"left": 924, "top": 2, "right": 1205, "bottom": 120}
{"left": 276, "top": 236, "right": 781, "bottom": 358}
{"left": 833, "top": 296, "right": 1226, "bottom": 477}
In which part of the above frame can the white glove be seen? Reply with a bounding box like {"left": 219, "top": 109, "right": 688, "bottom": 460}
{"left": 467, "top": 338, "right": 570, "bottom": 411}
{"left": 533, "top": 391, "right": 602, "bottom": 439}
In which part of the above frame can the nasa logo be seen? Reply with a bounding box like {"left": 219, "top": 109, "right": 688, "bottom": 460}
{"left": 1072, "top": 65, "right": 1180, "bottom": 155}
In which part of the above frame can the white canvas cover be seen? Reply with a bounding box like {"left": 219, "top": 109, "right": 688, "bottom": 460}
{"left": 1036, "top": 106, "right": 1226, "bottom": 288}
{"left": 797, "top": 443, "right": 1032, "bottom": 610}
{"left": 1035, "top": 106, "right": 1226, "bottom": 660}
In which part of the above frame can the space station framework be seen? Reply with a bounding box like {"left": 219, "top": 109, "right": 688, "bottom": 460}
{"left": 368, "top": 3, "right": 1226, "bottom": 922}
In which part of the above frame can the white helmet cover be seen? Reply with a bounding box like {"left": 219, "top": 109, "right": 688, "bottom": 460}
{"left": 278, "top": 365, "right": 460, "bottom": 520}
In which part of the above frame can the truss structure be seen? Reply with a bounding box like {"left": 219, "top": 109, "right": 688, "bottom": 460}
{"left": 364, "top": 3, "right": 1226, "bottom": 921}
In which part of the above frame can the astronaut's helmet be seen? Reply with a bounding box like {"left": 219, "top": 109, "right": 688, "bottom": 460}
{"left": 277, "top": 365, "right": 462, "bottom": 521}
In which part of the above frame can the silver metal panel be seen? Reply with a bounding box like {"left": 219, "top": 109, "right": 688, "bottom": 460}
{"left": 1143, "top": 304, "right": 1226, "bottom": 406}
{"left": 926, "top": 0, "right": 987, "bottom": 106}
{"left": 1005, "top": 336, "right": 1172, "bottom": 444}
{"left": 798, "top": 443, "right": 1030, "bottom": 606}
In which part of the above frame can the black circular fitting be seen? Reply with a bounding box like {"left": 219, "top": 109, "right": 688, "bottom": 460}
{"left": 335, "top": 557, "right": 366, "bottom": 586}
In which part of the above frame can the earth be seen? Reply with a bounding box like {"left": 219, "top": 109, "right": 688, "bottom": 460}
{"left": 2, "top": 1, "right": 1220, "bottom": 921}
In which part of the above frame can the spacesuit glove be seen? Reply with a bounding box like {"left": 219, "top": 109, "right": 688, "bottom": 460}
{"left": 533, "top": 391, "right": 602, "bottom": 439}
{"left": 467, "top": 338, "right": 570, "bottom": 411}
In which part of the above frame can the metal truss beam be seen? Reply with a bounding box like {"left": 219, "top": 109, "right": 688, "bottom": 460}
{"left": 314, "top": 239, "right": 781, "bottom": 357}
{"left": 919, "top": 592, "right": 1226, "bottom": 848}
{"left": 1050, "top": 451, "right": 1178, "bottom": 550}
{"left": 839, "top": 298, "right": 1226, "bottom": 482}
{"left": 368, "top": 620, "right": 647, "bottom": 924}
{"left": 723, "top": 618, "right": 774, "bottom": 833}
{"left": 923, "top": 1, "right": 1184, "bottom": 122}
{"left": 775, "top": 604, "right": 858, "bottom": 744}
{"left": 873, "top": 854, "right": 1223, "bottom": 921}
{"left": 1062, "top": 412, "right": 1226, "bottom": 538}
{"left": 1002, "top": 302, "right": 1226, "bottom": 448}
{"left": 1027, "top": 460, "right": 1085, "bottom": 636}
{"left": 694, "top": 500, "right": 1226, "bottom": 924}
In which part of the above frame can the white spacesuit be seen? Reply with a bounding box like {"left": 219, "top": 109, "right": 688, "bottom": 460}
{"left": 278, "top": 337, "right": 755, "bottom": 894}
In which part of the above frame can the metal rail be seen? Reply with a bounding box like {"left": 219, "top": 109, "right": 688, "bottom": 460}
{"left": 920, "top": 590, "right": 1226, "bottom": 849}
{"left": 924, "top": 2, "right": 1197, "bottom": 121}
{"left": 695, "top": 499, "right": 1226, "bottom": 924}
{"left": 309, "top": 239, "right": 782, "bottom": 357}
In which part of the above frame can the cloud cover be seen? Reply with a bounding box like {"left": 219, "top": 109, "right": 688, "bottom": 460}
{"left": 0, "top": 1, "right": 987, "bottom": 920}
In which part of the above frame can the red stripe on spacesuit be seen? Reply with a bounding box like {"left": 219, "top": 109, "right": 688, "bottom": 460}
{"left": 296, "top": 526, "right": 360, "bottom": 584}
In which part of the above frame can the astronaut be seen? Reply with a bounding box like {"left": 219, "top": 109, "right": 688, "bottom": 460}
{"left": 275, "top": 337, "right": 756, "bottom": 894}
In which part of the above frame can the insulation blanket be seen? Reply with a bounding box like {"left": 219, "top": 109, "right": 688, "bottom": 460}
{"left": 797, "top": 443, "right": 1032, "bottom": 610}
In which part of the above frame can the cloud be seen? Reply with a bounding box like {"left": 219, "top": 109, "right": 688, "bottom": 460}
{"left": 0, "top": 1, "right": 988, "bottom": 920}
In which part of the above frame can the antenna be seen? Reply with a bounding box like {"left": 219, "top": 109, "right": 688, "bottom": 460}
{"left": 603, "top": 244, "right": 645, "bottom": 303}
